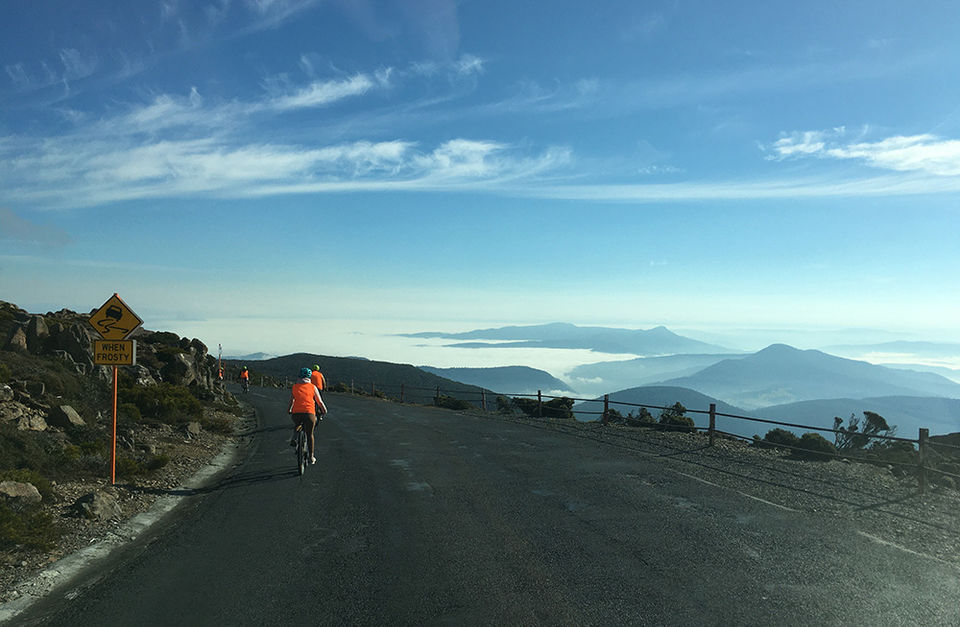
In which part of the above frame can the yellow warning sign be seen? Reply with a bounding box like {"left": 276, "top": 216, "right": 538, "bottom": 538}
{"left": 94, "top": 340, "right": 137, "bottom": 366}
{"left": 89, "top": 294, "right": 143, "bottom": 340}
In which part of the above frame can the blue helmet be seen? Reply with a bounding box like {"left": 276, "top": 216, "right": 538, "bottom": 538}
{"left": 299, "top": 367, "right": 311, "bottom": 378}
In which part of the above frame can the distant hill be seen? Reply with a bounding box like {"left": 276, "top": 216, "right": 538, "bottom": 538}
{"left": 223, "top": 352, "right": 277, "bottom": 361}
{"left": 755, "top": 396, "right": 960, "bottom": 438}
{"left": 880, "top": 363, "right": 960, "bottom": 384}
{"left": 402, "top": 322, "right": 732, "bottom": 355}
{"left": 662, "top": 344, "right": 960, "bottom": 410}
{"left": 418, "top": 366, "right": 573, "bottom": 395}
{"left": 568, "top": 353, "right": 744, "bottom": 396}
{"left": 227, "top": 352, "right": 490, "bottom": 405}
{"left": 573, "top": 385, "right": 755, "bottom": 436}
{"left": 824, "top": 341, "right": 960, "bottom": 359}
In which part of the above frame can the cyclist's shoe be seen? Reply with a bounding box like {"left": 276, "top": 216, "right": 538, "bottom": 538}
{"left": 310, "top": 456, "right": 317, "bottom": 464}
{"left": 289, "top": 434, "right": 296, "bottom": 447}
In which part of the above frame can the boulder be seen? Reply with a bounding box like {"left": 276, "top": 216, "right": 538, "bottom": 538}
{"left": 132, "top": 365, "right": 158, "bottom": 387}
{"left": 0, "top": 481, "right": 42, "bottom": 504}
{"left": 73, "top": 489, "right": 122, "bottom": 520}
{"left": 17, "top": 413, "right": 48, "bottom": 431}
{"left": 0, "top": 401, "right": 26, "bottom": 422}
{"left": 25, "top": 315, "right": 49, "bottom": 352}
{"left": 5, "top": 326, "right": 28, "bottom": 353}
{"left": 186, "top": 421, "right": 202, "bottom": 437}
{"left": 0, "top": 384, "right": 13, "bottom": 402}
{"left": 47, "top": 405, "right": 86, "bottom": 428}
{"left": 161, "top": 352, "right": 197, "bottom": 386}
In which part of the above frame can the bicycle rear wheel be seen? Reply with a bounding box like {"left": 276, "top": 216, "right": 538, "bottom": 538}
{"left": 296, "top": 430, "right": 306, "bottom": 476}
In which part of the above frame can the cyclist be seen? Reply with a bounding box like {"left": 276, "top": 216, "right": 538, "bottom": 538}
{"left": 239, "top": 366, "right": 250, "bottom": 392}
{"left": 310, "top": 364, "right": 325, "bottom": 392}
{"left": 289, "top": 367, "right": 327, "bottom": 464}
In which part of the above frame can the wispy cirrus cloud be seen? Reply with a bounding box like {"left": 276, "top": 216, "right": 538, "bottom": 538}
{"left": 768, "top": 127, "right": 960, "bottom": 176}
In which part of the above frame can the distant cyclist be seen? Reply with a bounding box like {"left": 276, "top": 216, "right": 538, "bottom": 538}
{"left": 310, "top": 364, "right": 325, "bottom": 392}
{"left": 289, "top": 367, "right": 327, "bottom": 464}
{"left": 239, "top": 366, "right": 250, "bottom": 392}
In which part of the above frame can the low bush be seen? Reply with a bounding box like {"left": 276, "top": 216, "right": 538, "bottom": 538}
{"left": 0, "top": 502, "right": 61, "bottom": 550}
{"left": 495, "top": 395, "right": 513, "bottom": 414}
{"left": 755, "top": 428, "right": 801, "bottom": 451}
{"left": 119, "top": 382, "right": 203, "bottom": 425}
{"left": 658, "top": 402, "right": 695, "bottom": 433}
{"left": 435, "top": 395, "right": 473, "bottom": 411}
{"left": 790, "top": 433, "right": 837, "bottom": 461}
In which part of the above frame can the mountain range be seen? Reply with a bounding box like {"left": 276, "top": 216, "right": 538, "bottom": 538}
{"left": 418, "top": 366, "right": 573, "bottom": 395}
{"left": 403, "top": 322, "right": 732, "bottom": 355}
{"left": 661, "top": 344, "right": 960, "bottom": 410}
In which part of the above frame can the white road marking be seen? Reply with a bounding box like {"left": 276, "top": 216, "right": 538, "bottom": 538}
{"left": 856, "top": 531, "right": 955, "bottom": 566}
{"left": 673, "top": 470, "right": 798, "bottom": 512}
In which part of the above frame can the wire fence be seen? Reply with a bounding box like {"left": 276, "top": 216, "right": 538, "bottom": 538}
{"left": 314, "top": 379, "right": 959, "bottom": 494}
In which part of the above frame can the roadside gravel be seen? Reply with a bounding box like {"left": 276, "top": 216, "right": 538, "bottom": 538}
{"left": 0, "top": 406, "right": 256, "bottom": 605}
{"left": 482, "top": 412, "right": 960, "bottom": 567}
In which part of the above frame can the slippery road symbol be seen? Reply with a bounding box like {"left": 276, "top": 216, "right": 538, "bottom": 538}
{"left": 95, "top": 305, "right": 131, "bottom": 336}
{"left": 88, "top": 294, "right": 142, "bottom": 340}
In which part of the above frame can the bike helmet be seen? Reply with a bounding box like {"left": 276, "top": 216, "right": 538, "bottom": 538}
{"left": 299, "top": 367, "right": 311, "bottom": 378}
{"left": 312, "top": 364, "right": 320, "bottom": 371}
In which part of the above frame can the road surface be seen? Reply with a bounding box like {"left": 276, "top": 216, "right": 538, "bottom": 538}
{"left": 16, "top": 387, "right": 960, "bottom": 625}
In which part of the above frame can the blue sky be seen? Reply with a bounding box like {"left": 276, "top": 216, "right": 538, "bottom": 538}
{"left": 2, "top": 0, "right": 960, "bottom": 366}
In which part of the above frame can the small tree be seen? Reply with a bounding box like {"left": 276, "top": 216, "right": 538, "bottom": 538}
{"left": 834, "top": 411, "right": 896, "bottom": 451}
{"left": 659, "top": 402, "right": 695, "bottom": 433}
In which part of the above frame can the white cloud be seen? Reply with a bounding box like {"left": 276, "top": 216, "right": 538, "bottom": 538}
{"left": 769, "top": 128, "right": 960, "bottom": 176}
{"left": 268, "top": 73, "right": 382, "bottom": 110}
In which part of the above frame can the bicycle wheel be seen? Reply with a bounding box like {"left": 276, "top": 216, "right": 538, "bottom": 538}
{"left": 296, "top": 430, "right": 306, "bottom": 476}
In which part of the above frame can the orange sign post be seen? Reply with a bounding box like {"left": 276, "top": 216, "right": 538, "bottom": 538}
{"left": 89, "top": 294, "right": 142, "bottom": 485}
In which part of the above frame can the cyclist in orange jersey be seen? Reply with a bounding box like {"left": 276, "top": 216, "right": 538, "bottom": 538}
{"left": 289, "top": 367, "right": 327, "bottom": 464}
{"left": 310, "top": 364, "right": 325, "bottom": 392}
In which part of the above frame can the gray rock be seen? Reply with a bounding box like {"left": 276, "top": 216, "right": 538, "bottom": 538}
{"left": 25, "top": 315, "right": 49, "bottom": 352}
{"left": 186, "top": 421, "right": 202, "bottom": 437}
{"left": 73, "top": 490, "right": 122, "bottom": 520}
{"left": 132, "top": 365, "right": 157, "bottom": 387}
{"left": 47, "top": 405, "right": 86, "bottom": 428}
{"left": 161, "top": 352, "right": 197, "bottom": 386}
{"left": 5, "top": 326, "right": 28, "bottom": 353}
{"left": 0, "top": 401, "right": 26, "bottom": 422}
{"left": 0, "top": 384, "right": 13, "bottom": 402}
{"left": 139, "top": 443, "right": 157, "bottom": 455}
{"left": 17, "top": 413, "right": 48, "bottom": 431}
{"left": 0, "top": 481, "right": 42, "bottom": 504}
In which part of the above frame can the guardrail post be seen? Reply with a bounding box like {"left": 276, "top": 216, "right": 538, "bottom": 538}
{"left": 435, "top": 385, "right": 440, "bottom": 406}
{"left": 371, "top": 382, "right": 376, "bottom": 396}
{"left": 481, "top": 389, "right": 486, "bottom": 411}
{"left": 709, "top": 403, "right": 716, "bottom": 446}
{"left": 350, "top": 379, "right": 354, "bottom": 394}
{"left": 537, "top": 390, "right": 542, "bottom": 418}
{"left": 602, "top": 394, "right": 609, "bottom": 425}
{"left": 919, "top": 428, "right": 929, "bottom": 494}
{"left": 400, "top": 383, "right": 405, "bottom": 403}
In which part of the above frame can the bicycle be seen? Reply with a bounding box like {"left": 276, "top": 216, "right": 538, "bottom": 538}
{"left": 294, "top": 424, "right": 308, "bottom": 476}
{"left": 241, "top": 378, "right": 249, "bottom": 393}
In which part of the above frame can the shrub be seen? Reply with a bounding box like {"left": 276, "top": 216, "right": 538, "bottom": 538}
{"left": 0, "top": 502, "right": 61, "bottom": 550}
{"left": 791, "top": 433, "right": 837, "bottom": 461}
{"left": 496, "top": 396, "right": 513, "bottom": 414}
{"left": 757, "top": 428, "right": 801, "bottom": 451}
{"left": 658, "top": 402, "right": 695, "bottom": 433}
{"left": 119, "top": 382, "right": 203, "bottom": 425}
{"left": 435, "top": 395, "right": 473, "bottom": 411}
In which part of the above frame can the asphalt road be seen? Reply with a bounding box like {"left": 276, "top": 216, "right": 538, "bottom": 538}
{"left": 17, "top": 387, "right": 960, "bottom": 625}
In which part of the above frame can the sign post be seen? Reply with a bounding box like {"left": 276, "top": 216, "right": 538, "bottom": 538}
{"left": 89, "top": 293, "right": 142, "bottom": 485}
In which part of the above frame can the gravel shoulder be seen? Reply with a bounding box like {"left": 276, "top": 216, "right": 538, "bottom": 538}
{"left": 475, "top": 411, "right": 960, "bottom": 568}
{"left": 0, "top": 405, "right": 257, "bottom": 608}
